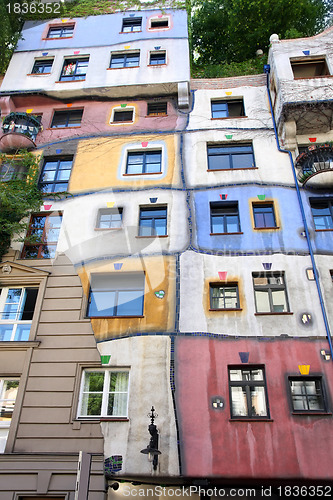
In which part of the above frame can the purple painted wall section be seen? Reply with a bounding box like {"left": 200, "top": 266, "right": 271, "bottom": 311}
{"left": 175, "top": 336, "right": 333, "bottom": 482}
{"left": 0, "top": 95, "right": 187, "bottom": 147}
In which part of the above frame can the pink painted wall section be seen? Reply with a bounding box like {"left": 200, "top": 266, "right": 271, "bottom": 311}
{"left": 0, "top": 95, "right": 186, "bottom": 146}
{"left": 175, "top": 336, "right": 333, "bottom": 482}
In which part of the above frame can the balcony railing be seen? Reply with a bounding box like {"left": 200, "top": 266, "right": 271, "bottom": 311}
{"left": 296, "top": 144, "right": 333, "bottom": 187}
{"left": 0, "top": 112, "right": 42, "bottom": 152}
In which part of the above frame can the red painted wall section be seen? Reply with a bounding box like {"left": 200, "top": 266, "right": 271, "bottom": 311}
{"left": 0, "top": 95, "right": 186, "bottom": 146}
{"left": 175, "top": 336, "right": 333, "bottom": 481}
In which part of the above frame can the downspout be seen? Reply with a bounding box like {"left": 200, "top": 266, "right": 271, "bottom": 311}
{"left": 264, "top": 64, "right": 333, "bottom": 361}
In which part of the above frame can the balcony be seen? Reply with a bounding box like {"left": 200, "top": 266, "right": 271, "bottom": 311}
{"left": 296, "top": 144, "right": 333, "bottom": 187}
{"left": 0, "top": 112, "right": 42, "bottom": 152}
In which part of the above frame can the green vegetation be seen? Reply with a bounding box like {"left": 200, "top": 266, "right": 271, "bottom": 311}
{"left": 0, "top": 151, "right": 43, "bottom": 261}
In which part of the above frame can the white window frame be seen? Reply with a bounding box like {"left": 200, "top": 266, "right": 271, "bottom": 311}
{"left": 77, "top": 369, "right": 129, "bottom": 418}
{"left": 0, "top": 287, "right": 38, "bottom": 341}
{"left": 0, "top": 378, "right": 19, "bottom": 453}
{"left": 110, "top": 106, "right": 135, "bottom": 125}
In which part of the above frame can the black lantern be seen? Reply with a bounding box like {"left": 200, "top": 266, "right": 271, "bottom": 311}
{"left": 140, "top": 406, "right": 161, "bottom": 470}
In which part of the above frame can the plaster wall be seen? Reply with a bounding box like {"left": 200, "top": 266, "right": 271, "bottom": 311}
{"left": 77, "top": 255, "right": 176, "bottom": 340}
{"left": 187, "top": 86, "right": 272, "bottom": 131}
{"left": 98, "top": 335, "right": 179, "bottom": 477}
{"left": 192, "top": 186, "right": 308, "bottom": 253}
{"left": 68, "top": 134, "right": 181, "bottom": 192}
{"left": 183, "top": 131, "right": 295, "bottom": 188}
{"left": 175, "top": 336, "right": 333, "bottom": 480}
{"left": 179, "top": 251, "right": 327, "bottom": 337}
{"left": 1, "top": 39, "right": 190, "bottom": 94}
{"left": 50, "top": 190, "right": 189, "bottom": 264}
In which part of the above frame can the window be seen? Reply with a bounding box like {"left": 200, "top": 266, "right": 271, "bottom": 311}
{"left": 229, "top": 367, "right": 269, "bottom": 419}
{"left": 0, "top": 378, "right": 19, "bottom": 453}
{"left": 97, "top": 208, "right": 123, "bottom": 229}
{"left": 112, "top": 109, "right": 134, "bottom": 123}
{"left": 210, "top": 283, "right": 240, "bottom": 310}
{"left": 210, "top": 202, "right": 240, "bottom": 234}
{"left": 149, "top": 51, "right": 166, "bottom": 65}
{"left": 31, "top": 59, "right": 53, "bottom": 74}
{"left": 78, "top": 370, "right": 129, "bottom": 418}
{"left": 0, "top": 161, "right": 28, "bottom": 182}
{"left": 147, "top": 102, "right": 167, "bottom": 116}
{"left": 211, "top": 99, "right": 245, "bottom": 118}
{"left": 207, "top": 144, "right": 255, "bottom": 170}
{"left": 60, "top": 58, "right": 89, "bottom": 81}
{"left": 291, "top": 58, "right": 330, "bottom": 79}
{"left": 289, "top": 377, "right": 327, "bottom": 412}
{"left": 39, "top": 156, "right": 73, "bottom": 193}
{"left": 253, "top": 203, "right": 277, "bottom": 228}
{"left": 122, "top": 17, "right": 142, "bottom": 32}
{"left": 110, "top": 52, "right": 140, "bottom": 68}
{"left": 126, "top": 151, "right": 162, "bottom": 175}
{"left": 0, "top": 287, "right": 38, "bottom": 341}
{"left": 150, "top": 18, "right": 169, "bottom": 29}
{"left": 21, "top": 212, "right": 62, "bottom": 259}
{"left": 310, "top": 199, "right": 333, "bottom": 230}
{"left": 87, "top": 273, "right": 145, "bottom": 317}
{"left": 47, "top": 24, "right": 74, "bottom": 39}
{"left": 51, "top": 109, "right": 83, "bottom": 128}
{"left": 253, "top": 272, "right": 290, "bottom": 313}
{"left": 139, "top": 206, "right": 167, "bottom": 236}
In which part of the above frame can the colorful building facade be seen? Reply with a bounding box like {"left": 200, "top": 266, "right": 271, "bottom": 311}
{"left": 0, "top": 8, "right": 332, "bottom": 500}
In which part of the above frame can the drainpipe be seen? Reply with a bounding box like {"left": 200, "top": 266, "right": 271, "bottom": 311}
{"left": 264, "top": 64, "right": 333, "bottom": 361}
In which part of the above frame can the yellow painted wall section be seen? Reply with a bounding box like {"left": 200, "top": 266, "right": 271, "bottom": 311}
{"left": 69, "top": 134, "right": 180, "bottom": 192}
{"left": 78, "top": 255, "right": 176, "bottom": 340}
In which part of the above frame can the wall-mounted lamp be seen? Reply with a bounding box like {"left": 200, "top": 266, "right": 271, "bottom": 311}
{"left": 140, "top": 406, "right": 161, "bottom": 471}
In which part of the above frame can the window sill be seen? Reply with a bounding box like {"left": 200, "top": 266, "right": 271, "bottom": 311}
{"left": 107, "top": 66, "right": 140, "bottom": 70}
{"left": 123, "top": 172, "right": 162, "bottom": 176}
{"left": 88, "top": 315, "right": 144, "bottom": 319}
{"left": 0, "top": 341, "right": 40, "bottom": 349}
{"left": 27, "top": 73, "right": 51, "bottom": 76}
{"left": 136, "top": 235, "right": 168, "bottom": 238}
{"left": 209, "top": 308, "right": 242, "bottom": 312}
{"left": 55, "top": 79, "right": 86, "bottom": 83}
{"left": 210, "top": 232, "right": 243, "bottom": 235}
{"left": 146, "top": 114, "right": 168, "bottom": 118}
{"left": 119, "top": 31, "right": 142, "bottom": 34}
{"left": 292, "top": 411, "right": 332, "bottom": 416}
{"left": 43, "top": 36, "right": 73, "bottom": 41}
{"left": 149, "top": 64, "right": 167, "bottom": 67}
{"left": 100, "top": 417, "right": 129, "bottom": 422}
{"left": 253, "top": 226, "right": 280, "bottom": 230}
{"left": 211, "top": 116, "right": 248, "bottom": 120}
{"left": 207, "top": 167, "right": 257, "bottom": 172}
{"left": 111, "top": 121, "right": 134, "bottom": 124}
{"left": 314, "top": 229, "right": 333, "bottom": 232}
{"left": 47, "top": 126, "right": 81, "bottom": 130}
{"left": 94, "top": 227, "right": 123, "bottom": 231}
{"left": 255, "top": 312, "right": 293, "bottom": 316}
{"left": 230, "top": 418, "right": 273, "bottom": 422}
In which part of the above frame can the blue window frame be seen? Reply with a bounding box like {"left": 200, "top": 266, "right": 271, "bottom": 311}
{"left": 31, "top": 59, "right": 53, "bottom": 74}
{"left": 126, "top": 151, "right": 162, "bottom": 175}
{"left": 149, "top": 52, "right": 166, "bottom": 65}
{"left": 208, "top": 143, "right": 255, "bottom": 170}
{"left": 310, "top": 199, "right": 333, "bottom": 230}
{"left": 121, "top": 18, "right": 142, "bottom": 32}
{"left": 211, "top": 99, "right": 245, "bottom": 118}
{"left": 87, "top": 273, "right": 145, "bottom": 317}
{"left": 210, "top": 202, "right": 240, "bottom": 234}
{"left": 60, "top": 58, "right": 89, "bottom": 81}
{"left": 139, "top": 206, "right": 167, "bottom": 236}
{"left": 253, "top": 203, "right": 277, "bottom": 228}
{"left": 47, "top": 24, "right": 74, "bottom": 38}
{"left": 39, "top": 157, "right": 73, "bottom": 193}
{"left": 110, "top": 52, "right": 140, "bottom": 68}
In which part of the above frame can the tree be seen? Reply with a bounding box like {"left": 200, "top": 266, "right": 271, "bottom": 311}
{"left": 191, "top": 0, "right": 331, "bottom": 66}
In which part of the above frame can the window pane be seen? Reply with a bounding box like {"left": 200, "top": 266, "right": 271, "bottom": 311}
{"left": 139, "top": 219, "right": 154, "bottom": 236}
{"left": 14, "top": 325, "right": 31, "bottom": 341}
{"left": 84, "top": 372, "right": 104, "bottom": 392}
{"left": 110, "top": 372, "right": 129, "bottom": 392}
{"left": 2, "top": 289, "right": 22, "bottom": 320}
{"left": 250, "top": 386, "right": 267, "bottom": 416}
{"left": 20, "top": 288, "right": 38, "bottom": 320}
{"left": 208, "top": 154, "right": 231, "bottom": 170}
{"left": 211, "top": 215, "right": 224, "bottom": 233}
{"left": 232, "top": 153, "right": 254, "bottom": 169}
{"left": 88, "top": 290, "right": 116, "bottom": 317}
{"left": 224, "top": 287, "right": 238, "bottom": 308}
{"left": 108, "top": 393, "right": 128, "bottom": 416}
{"left": 0, "top": 325, "right": 14, "bottom": 341}
{"left": 0, "top": 380, "right": 19, "bottom": 421}
{"left": 255, "top": 290, "right": 270, "bottom": 312}
{"left": 231, "top": 386, "right": 248, "bottom": 416}
{"left": 81, "top": 393, "right": 103, "bottom": 415}
{"left": 271, "top": 290, "right": 287, "bottom": 312}
{"left": 225, "top": 215, "right": 240, "bottom": 232}
{"left": 117, "top": 290, "right": 143, "bottom": 316}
